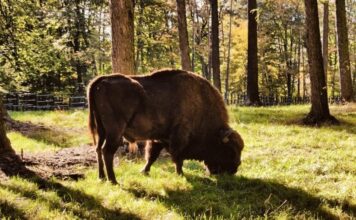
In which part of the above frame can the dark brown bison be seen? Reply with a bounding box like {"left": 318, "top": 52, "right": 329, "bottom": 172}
{"left": 88, "top": 69, "right": 244, "bottom": 184}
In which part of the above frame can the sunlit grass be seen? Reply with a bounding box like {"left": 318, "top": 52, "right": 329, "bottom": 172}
{"left": 10, "top": 110, "right": 89, "bottom": 130}
{"left": 1, "top": 104, "right": 355, "bottom": 219}
{"left": 7, "top": 132, "right": 60, "bottom": 153}
{"left": 8, "top": 110, "right": 91, "bottom": 153}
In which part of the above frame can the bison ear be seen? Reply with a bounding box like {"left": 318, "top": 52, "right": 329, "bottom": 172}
{"left": 220, "top": 128, "right": 234, "bottom": 143}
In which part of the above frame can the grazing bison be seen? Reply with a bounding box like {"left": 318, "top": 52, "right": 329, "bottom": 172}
{"left": 88, "top": 69, "right": 244, "bottom": 184}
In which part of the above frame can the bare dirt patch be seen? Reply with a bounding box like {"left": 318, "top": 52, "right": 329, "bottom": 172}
{"left": 0, "top": 144, "right": 157, "bottom": 181}
{"left": 0, "top": 145, "right": 97, "bottom": 181}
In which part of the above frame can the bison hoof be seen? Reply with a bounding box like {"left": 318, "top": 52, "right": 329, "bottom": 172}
{"left": 110, "top": 180, "right": 118, "bottom": 185}
{"left": 177, "top": 171, "right": 184, "bottom": 176}
{"left": 140, "top": 168, "right": 150, "bottom": 175}
{"left": 98, "top": 177, "right": 106, "bottom": 183}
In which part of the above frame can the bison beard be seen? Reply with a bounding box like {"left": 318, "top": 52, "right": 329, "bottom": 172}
{"left": 87, "top": 69, "right": 244, "bottom": 184}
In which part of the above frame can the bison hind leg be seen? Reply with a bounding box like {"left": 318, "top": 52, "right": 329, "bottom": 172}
{"left": 96, "top": 133, "right": 106, "bottom": 180}
{"left": 141, "top": 141, "right": 166, "bottom": 175}
{"left": 102, "top": 135, "right": 123, "bottom": 184}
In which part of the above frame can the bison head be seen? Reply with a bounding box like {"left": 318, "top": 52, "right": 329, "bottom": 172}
{"left": 204, "top": 128, "right": 244, "bottom": 175}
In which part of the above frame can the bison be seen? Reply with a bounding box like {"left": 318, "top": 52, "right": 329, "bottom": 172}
{"left": 88, "top": 69, "right": 244, "bottom": 184}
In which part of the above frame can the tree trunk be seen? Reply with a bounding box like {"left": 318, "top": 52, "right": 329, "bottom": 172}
{"left": 0, "top": 94, "right": 13, "bottom": 153}
{"left": 247, "top": 0, "right": 260, "bottom": 105}
{"left": 303, "top": 0, "right": 337, "bottom": 125}
{"left": 176, "top": 0, "right": 192, "bottom": 71}
{"left": 207, "top": 9, "right": 212, "bottom": 82}
{"left": 224, "top": 0, "right": 233, "bottom": 103}
{"left": 323, "top": 2, "right": 329, "bottom": 85}
{"left": 302, "top": 46, "right": 307, "bottom": 98}
{"left": 190, "top": 0, "right": 199, "bottom": 71}
{"left": 135, "top": 0, "right": 145, "bottom": 73}
{"left": 335, "top": 0, "right": 353, "bottom": 101}
{"left": 210, "top": 0, "right": 221, "bottom": 92}
{"left": 331, "top": 44, "right": 337, "bottom": 99}
{"left": 110, "top": 0, "right": 135, "bottom": 75}
{"left": 297, "top": 33, "right": 301, "bottom": 98}
{"left": 287, "top": 28, "right": 294, "bottom": 99}
{"left": 73, "top": 0, "right": 86, "bottom": 95}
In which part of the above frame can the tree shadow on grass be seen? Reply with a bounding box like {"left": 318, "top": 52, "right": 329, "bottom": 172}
{"left": 0, "top": 152, "right": 141, "bottom": 220}
{"left": 126, "top": 173, "right": 355, "bottom": 219}
{"left": 6, "top": 118, "right": 83, "bottom": 148}
{"left": 232, "top": 107, "right": 356, "bottom": 135}
{"left": 0, "top": 200, "right": 29, "bottom": 220}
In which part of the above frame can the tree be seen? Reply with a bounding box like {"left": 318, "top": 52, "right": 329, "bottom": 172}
{"left": 322, "top": 1, "right": 329, "bottom": 85}
{"left": 303, "top": 0, "right": 337, "bottom": 124}
{"left": 210, "top": 0, "right": 221, "bottom": 92}
{"left": 0, "top": 93, "right": 13, "bottom": 153}
{"left": 246, "top": 0, "right": 260, "bottom": 105}
{"left": 224, "top": 0, "right": 233, "bottom": 102}
{"left": 176, "top": 0, "right": 192, "bottom": 71}
{"left": 335, "top": 0, "right": 353, "bottom": 101}
{"left": 110, "top": 0, "right": 135, "bottom": 75}
{"left": 0, "top": 0, "right": 110, "bottom": 94}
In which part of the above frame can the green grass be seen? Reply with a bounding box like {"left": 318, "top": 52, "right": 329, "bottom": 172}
{"left": 1, "top": 105, "right": 355, "bottom": 219}
{"left": 8, "top": 110, "right": 91, "bottom": 153}
{"left": 9, "top": 110, "right": 89, "bottom": 130}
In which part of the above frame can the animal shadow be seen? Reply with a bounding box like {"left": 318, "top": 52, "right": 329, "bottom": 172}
{"left": 127, "top": 173, "right": 355, "bottom": 219}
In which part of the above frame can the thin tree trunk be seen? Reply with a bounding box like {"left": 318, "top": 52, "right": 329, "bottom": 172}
{"left": 210, "top": 0, "right": 221, "bottom": 92}
{"left": 207, "top": 7, "right": 212, "bottom": 82}
{"left": 323, "top": 2, "right": 329, "bottom": 85}
{"left": 335, "top": 0, "right": 353, "bottom": 101}
{"left": 332, "top": 44, "right": 337, "bottom": 99}
{"left": 289, "top": 28, "right": 296, "bottom": 98}
{"left": 197, "top": 53, "right": 209, "bottom": 79}
{"left": 303, "top": 0, "right": 337, "bottom": 124}
{"left": 110, "top": 0, "right": 135, "bottom": 75}
{"left": 247, "top": 0, "right": 260, "bottom": 105}
{"left": 297, "top": 33, "right": 301, "bottom": 98}
{"left": 302, "top": 46, "right": 307, "bottom": 98}
{"left": 224, "top": 0, "right": 233, "bottom": 103}
{"left": 354, "top": 43, "right": 356, "bottom": 96}
{"left": 73, "top": 0, "right": 85, "bottom": 94}
{"left": 190, "top": 0, "right": 199, "bottom": 71}
{"left": 176, "top": 0, "right": 192, "bottom": 71}
{"left": 135, "top": 0, "right": 144, "bottom": 73}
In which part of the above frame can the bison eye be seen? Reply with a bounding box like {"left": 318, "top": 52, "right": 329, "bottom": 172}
{"left": 222, "top": 137, "right": 229, "bottom": 143}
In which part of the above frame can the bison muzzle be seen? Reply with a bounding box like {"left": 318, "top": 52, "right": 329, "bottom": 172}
{"left": 87, "top": 69, "right": 244, "bottom": 184}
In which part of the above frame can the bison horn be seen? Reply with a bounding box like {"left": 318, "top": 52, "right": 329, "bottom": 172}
{"left": 221, "top": 128, "right": 234, "bottom": 143}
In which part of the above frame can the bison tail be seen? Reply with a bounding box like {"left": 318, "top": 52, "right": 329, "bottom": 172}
{"left": 87, "top": 78, "right": 102, "bottom": 146}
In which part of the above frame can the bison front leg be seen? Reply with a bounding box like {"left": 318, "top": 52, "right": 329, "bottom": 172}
{"left": 141, "top": 141, "right": 166, "bottom": 174}
{"left": 173, "top": 158, "right": 184, "bottom": 175}
{"left": 169, "top": 126, "right": 190, "bottom": 175}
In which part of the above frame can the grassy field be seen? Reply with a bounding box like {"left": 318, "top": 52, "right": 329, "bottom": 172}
{"left": 1, "top": 105, "right": 355, "bottom": 219}
{"left": 8, "top": 110, "right": 91, "bottom": 152}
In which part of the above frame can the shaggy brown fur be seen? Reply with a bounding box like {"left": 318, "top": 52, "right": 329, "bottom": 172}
{"left": 88, "top": 69, "right": 244, "bottom": 184}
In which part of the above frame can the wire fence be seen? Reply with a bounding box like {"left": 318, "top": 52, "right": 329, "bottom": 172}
{"left": 3, "top": 92, "right": 87, "bottom": 111}
{"left": 228, "top": 93, "right": 345, "bottom": 106}
{"left": 2, "top": 92, "right": 345, "bottom": 111}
